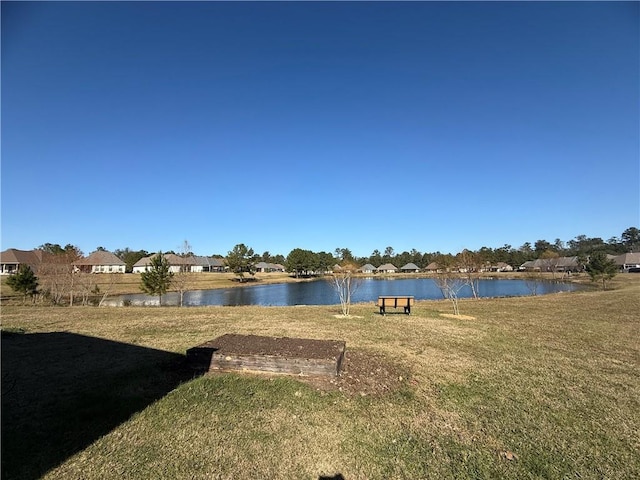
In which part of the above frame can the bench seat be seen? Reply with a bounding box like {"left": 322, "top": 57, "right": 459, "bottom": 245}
{"left": 377, "top": 296, "right": 414, "bottom": 315}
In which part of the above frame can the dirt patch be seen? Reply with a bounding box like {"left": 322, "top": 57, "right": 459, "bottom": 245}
{"left": 440, "top": 313, "right": 477, "bottom": 320}
{"left": 304, "top": 349, "right": 410, "bottom": 397}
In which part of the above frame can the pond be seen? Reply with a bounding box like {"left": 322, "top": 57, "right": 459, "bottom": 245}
{"left": 109, "top": 277, "right": 580, "bottom": 307}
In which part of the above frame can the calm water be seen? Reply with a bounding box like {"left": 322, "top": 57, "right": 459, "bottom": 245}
{"left": 110, "top": 277, "right": 579, "bottom": 307}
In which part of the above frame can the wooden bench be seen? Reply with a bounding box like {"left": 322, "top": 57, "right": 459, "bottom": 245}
{"left": 377, "top": 296, "right": 414, "bottom": 315}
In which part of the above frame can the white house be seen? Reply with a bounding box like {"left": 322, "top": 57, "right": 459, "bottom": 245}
{"left": 400, "top": 263, "right": 420, "bottom": 273}
{"left": 190, "top": 256, "right": 225, "bottom": 272}
{"left": 132, "top": 256, "right": 153, "bottom": 273}
{"left": 614, "top": 252, "right": 640, "bottom": 271}
{"left": 358, "top": 263, "right": 376, "bottom": 273}
{"left": 490, "top": 262, "right": 514, "bottom": 272}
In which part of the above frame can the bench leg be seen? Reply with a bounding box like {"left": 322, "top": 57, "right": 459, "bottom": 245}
{"left": 380, "top": 306, "right": 385, "bottom": 316}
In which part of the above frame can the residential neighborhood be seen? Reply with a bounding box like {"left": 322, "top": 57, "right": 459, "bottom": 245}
{"left": 2, "top": 248, "right": 640, "bottom": 276}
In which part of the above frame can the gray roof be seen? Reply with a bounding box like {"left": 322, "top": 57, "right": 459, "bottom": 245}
{"left": 133, "top": 255, "right": 153, "bottom": 267}
{"left": 614, "top": 252, "right": 640, "bottom": 265}
{"left": 358, "top": 263, "right": 376, "bottom": 271}
{"left": 401, "top": 263, "right": 420, "bottom": 270}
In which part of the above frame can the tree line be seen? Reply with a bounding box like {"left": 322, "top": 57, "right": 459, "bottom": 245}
{"left": 7, "top": 227, "right": 635, "bottom": 306}
{"left": 29, "top": 226, "right": 640, "bottom": 275}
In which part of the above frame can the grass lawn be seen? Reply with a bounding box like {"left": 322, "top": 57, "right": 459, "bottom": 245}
{"left": 2, "top": 275, "right": 639, "bottom": 479}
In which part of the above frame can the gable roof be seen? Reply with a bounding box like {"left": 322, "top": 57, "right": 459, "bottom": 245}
{"left": 401, "top": 263, "right": 420, "bottom": 270}
{"left": 377, "top": 263, "right": 398, "bottom": 271}
{"left": 74, "top": 250, "right": 125, "bottom": 266}
{"left": 133, "top": 256, "right": 153, "bottom": 267}
{"left": 0, "top": 248, "right": 43, "bottom": 265}
{"left": 192, "top": 256, "right": 225, "bottom": 267}
{"left": 358, "top": 263, "right": 376, "bottom": 271}
{"left": 614, "top": 252, "right": 640, "bottom": 265}
{"left": 0, "top": 248, "right": 49, "bottom": 272}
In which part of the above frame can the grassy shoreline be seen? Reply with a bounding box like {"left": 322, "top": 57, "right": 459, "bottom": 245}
{"left": 1, "top": 270, "right": 597, "bottom": 302}
{"left": 2, "top": 275, "right": 638, "bottom": 479}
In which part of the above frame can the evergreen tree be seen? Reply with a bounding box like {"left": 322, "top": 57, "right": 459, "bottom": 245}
{"left": 226, "top": 244, "right": 258, "bottom": 282}
{"left": 6, "top": 265, "right": 39, "bottom": 304}
{"left": 140, "top": 253, "right": 174, "bottom": 306}
{"left": 585, "top": 251, "right": 618, "bottom": 290}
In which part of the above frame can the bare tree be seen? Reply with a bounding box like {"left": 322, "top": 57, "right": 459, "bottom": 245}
{"left": 524, "top": 272, "right": 542, "bottom": 296}
{"left": 434, "top": 275, "right": 467, "bottom": 316}
{"left": 328, "top": 261, "right": 361, "bottom": 317}
{"left": 37, "top": 245, "right": 83, "bottom": 305}
{"left": 456, "top": 249, "right": 481, "bottom": 299}
{"left": 93, "top": 273, "right": 118, "bottom": 307}
{"left": 540, "top": 250, "right": 560, "bottom": 279}
{"left": 173, "top": 240, "right": 193, "bottom": 307}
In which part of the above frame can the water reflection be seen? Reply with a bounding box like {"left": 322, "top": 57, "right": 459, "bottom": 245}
{"left": 110, "top": 277, "right": 579, "bottom": 307}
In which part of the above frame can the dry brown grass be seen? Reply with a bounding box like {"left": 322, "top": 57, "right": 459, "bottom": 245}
{"left": 2, "top": 274, "right": 639, "bottom": 479}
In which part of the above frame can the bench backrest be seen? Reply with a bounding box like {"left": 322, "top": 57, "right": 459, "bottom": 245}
{"left": 377, "top": 296, "right": 414, "bottom": 307}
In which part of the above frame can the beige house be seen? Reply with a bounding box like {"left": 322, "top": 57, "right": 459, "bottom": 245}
{"left": 377, "top": 263, "right": 398, "bottom": 273}
{"left": 0, "top": 248, "right": 48, "bottom": 275}
{"left": 74, "top": 250, "right": 126, "bottom": 273}
{"left": 133, "top": 254, "right": 189, "bottom": 273}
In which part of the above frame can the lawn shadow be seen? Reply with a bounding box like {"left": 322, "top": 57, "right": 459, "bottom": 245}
{"left": 1, "top": 330, "right": 199, "bottom": 480}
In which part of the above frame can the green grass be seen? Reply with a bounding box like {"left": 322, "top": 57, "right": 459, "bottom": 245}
{"left": 2, "top": 274, "right": 639, "bottom": 479}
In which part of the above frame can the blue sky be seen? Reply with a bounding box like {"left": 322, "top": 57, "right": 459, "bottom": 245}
{"left": 2, "top": 1, "right": 638, "bottom": 258}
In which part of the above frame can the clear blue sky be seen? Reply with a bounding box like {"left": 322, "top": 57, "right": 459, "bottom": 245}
{"left": 2, "top": 1, "right": 638, "bottom": 258}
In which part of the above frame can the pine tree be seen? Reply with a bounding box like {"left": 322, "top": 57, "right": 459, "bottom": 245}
{"left": 140, "top": 253, "right": 174, "bottom": 306}
{"left": 226, "top": 244, "right": 257, "bottom": 282}
{"left": 585, "top": 251, "right": 618, "bottom": 290}
{"left": 6, "top": 265, "right": 39, "bottom": 304}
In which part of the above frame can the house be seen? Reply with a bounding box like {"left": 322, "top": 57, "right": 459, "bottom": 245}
{"left": 554, "top": 256, "right": 580, "bottom": 272}
{"left": 490, "top": 262, "right": 514, "bottom": 272}
{"left": 164, "top": 254, "right": 194, "bottom": 273}
{"left": 400, "top": 263, "right": 420, "bottom": 273}
{"left": 191, "top": 256, "right": 226, "bottom": 272}
{"left": 132, "top": 256, "right": 153, "bottom": 273}
{"left": 377, "top": 263, "right": 398, "bottom": 273}
{"left": 133, "top": 254, "right": 188, "bottom": 273}
{"left": 519, "top": 260, "right": 538, "bottom": 271}
{"left": 424, "top": 262, "right": 440, "bottom": 273}
{"left": 255, "top": 262, "right": 285, "bottom": 273}
{"left": 614, "top": 252, "right": 640, "bottom": 271}
{"left": 134, "top": 254, "right": 226, "bottom": 273}
{"left": 73, "top": 250, "right": 126, "bottom": 273}
{"left": 0, "top": 248, "right": 48, "bottom": 275}
{"left": 358, "top": 263, "right": 376, "bottom": 273}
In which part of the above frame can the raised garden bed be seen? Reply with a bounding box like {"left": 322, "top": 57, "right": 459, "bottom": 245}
{"left": 187, "top": 334, "right": 346, "bottom": 378}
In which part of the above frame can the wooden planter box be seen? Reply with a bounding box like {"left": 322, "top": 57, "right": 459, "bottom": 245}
{"left": 187, "top": 334, "right": 346, "bottom": 378}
